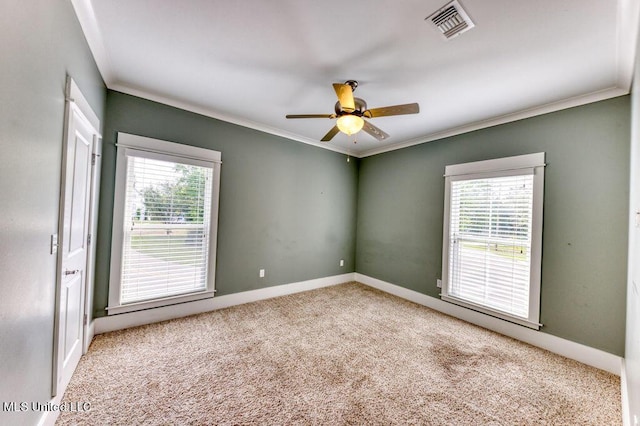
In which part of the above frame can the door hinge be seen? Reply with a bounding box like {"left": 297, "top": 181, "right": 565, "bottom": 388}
{"left": 83, "top": 314, "right": 88, "bottom": 326}
{"left": 87, "top": 233, "right": 92, "bottom": 246}
{"left": 91, "top": 153, "right": 97, "bottom": 166}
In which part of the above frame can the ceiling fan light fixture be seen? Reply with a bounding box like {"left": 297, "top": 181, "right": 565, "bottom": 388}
{"left": 336, "top": 115, "right": 364, "bottom": 135}
{"left": 285, "top": 81, "right": 418, "bottom": 142}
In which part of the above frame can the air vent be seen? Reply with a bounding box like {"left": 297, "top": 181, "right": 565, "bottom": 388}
{"left": 426, "top": 0, "right": 475, "bottom": 39}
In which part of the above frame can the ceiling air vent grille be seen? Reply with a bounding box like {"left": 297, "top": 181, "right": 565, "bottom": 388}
{"left": 427, "top": 0, "right": 475, "bottom": 39}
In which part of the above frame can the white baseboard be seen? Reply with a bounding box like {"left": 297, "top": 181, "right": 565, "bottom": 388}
{"left": 95, "top": 273, "right": 356, "bottom": 334}
{"left": 84, "top": 320, "right": 95, "bottom": 354}
{"left": 91, "top": 271, "right": 621, "bottom": 375}
{"left": 355, "top": 273, "right": 622, "bottom": 375}
{"left": 37, "top": 321, "right": 95, "bottom": 426}
{"left": 36, "top": 392, "right": 64, "bottom": 426}
{"left": 622, "top": 359, "right": 631, "bottom": 426}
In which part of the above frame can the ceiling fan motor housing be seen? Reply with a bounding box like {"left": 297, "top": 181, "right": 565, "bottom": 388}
{"left": 285, "top": 80, "right": 418, "bottom": 142}
{"left": 335, "top": 98, "right": 367, "bottom": 116}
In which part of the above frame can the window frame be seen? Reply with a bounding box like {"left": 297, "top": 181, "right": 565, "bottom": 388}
{"left": 441, "top": 152, "right": 545, "bottom": 329}
{"left": 107, "top": 133, "right": 221, "bottom": 315}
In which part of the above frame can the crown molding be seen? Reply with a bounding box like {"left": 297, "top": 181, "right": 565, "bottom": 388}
{"left": 109, "top": 83, "right": 357, "bottom": 157}
{"left": 357, "top": 86, "right": 629, "bottom": 158}
{"left": 72, "top": 0, "right": 639, "bottom": 160}
{"left": 616, "top": 0, "right": 640, "bottom": 90}
{"left": 110, "top": 84, "right": 629, "bottom": 160}
{"left": 71, "top": 0, "right": 115, "bottom": 86}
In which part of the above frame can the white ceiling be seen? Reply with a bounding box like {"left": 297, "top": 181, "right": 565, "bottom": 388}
{"left": 73, "top": 0, "right": 639, "bottom": 157}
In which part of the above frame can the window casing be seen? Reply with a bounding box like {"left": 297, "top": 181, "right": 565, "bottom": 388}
{"left": 441, "top": 153, "right": 545, "bottom": 329}
{"left": 108, "top": 133, "right": 221, "bottom": 315}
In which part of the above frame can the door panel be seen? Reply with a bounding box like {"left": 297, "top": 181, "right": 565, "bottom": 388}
{"left": 54, "top": 100, "right": 97, "bottom": 395}
{"left": 68, "top": 131, "right": 91, "bottom": 252}
{"left": 63, "top": 273, "right": 82, "bottom": 364}
{"left": 63, "top": 126, "right": 92, "bottom": 257}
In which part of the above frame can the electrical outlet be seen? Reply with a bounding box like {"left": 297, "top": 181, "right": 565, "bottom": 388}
{"left": 259, "top": 269, "right": 265, "bottom": 278}
{"left": 340, "top": 259, "right": 344, "bottom": 267}
{"left": 436, "top": 279, "right": 442, "bottom": 288}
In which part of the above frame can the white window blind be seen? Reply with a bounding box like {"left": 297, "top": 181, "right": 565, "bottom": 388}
{"left": 448, "top": 174, "right": 533, "bottom": 319}
{"left": 442, "top": 153, "right": 544, "bottom": 329}
{"left": 121, "top": 156, "right": 213, "bottom": 304}
{"left": 108, "top": 133, "right": 221, "bottom": 315}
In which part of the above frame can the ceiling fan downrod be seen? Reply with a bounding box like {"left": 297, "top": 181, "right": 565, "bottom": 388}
{"left": 344, "top": 80, "right": 358, "bottom": 93}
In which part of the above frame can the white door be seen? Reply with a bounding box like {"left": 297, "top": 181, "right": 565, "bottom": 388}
{"left": 53, "top": 78, "right": 100, "bottom": 396}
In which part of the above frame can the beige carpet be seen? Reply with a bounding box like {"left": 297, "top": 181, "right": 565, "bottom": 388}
{"left": 57, "top": 282, "right": 621, "bottom": 425}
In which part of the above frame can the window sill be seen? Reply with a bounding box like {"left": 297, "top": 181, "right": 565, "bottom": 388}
{"left": 441, "top": 294, "right": 541, "bottom": 330}
{"left": 106, "top": 290, "right": 216, "bottom": 315}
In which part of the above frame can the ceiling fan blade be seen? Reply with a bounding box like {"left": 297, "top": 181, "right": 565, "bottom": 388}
{"left": 333, "top": 83, "right": 355, "bottom": 112}
{"left": 321, "top": 125, "right": 340, "bottom": 142}
{"left": 363, "top": 103, "right": 420, "bottom": 118}
{"left": 362, "top": 120, "right": 390, "bottom": 141}
{"left": 286, "top": 114, "right": 335, "bottom": 119}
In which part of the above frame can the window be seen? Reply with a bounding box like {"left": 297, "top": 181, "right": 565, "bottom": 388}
{"left": 441, "top": 153, "right": 545, "bottom": 329}
{"left": 108, "top": 133, "right": 221, "bottom": 314}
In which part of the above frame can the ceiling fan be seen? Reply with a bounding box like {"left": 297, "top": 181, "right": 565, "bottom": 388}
{"left": 286, "top": 80, "right": 420, "bottom": 142}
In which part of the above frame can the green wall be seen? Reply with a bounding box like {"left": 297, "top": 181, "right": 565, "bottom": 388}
{"left": 0, "top": 1, "right": 106, "bottom": 425}
{"left": 0, "top": 5, "right": 631, "bottom": 423}
{"left": 94, "top": 91, "right": 359, "bottom": 317}
{"left": 98, "top": 92, "right": 629, "bottom": 355}
{"left": 356, "top": 96, "right": 630, "bottom": 355}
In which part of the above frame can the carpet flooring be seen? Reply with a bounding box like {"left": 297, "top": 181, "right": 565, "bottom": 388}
{"left": 57, "top": 282, "right": 621, "bottom": 425}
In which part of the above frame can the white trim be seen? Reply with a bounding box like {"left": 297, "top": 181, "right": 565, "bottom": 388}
{"left": 444, "top": 152, "right": 545, "bottom": 177}
{"left": 117, "top": 132, "right": 221, "bottom": 162}
{"left": 36, "top": 391, "right": 65, "bottom": 426}
{"left": 67, "top": 78, "right": 101, "bottom": 137}
{"left": 109, "top": 83, "right": 358, "bottom": 157}
{"left": 94, "top": 270, "right": 622, "bottom": 374}
{"left": 622, "top": 359, "right": 631, "bottom": 426}
{"left": 108, "top": 133, "right": 222, "bottom": 314}
{"left": 107, "top": 290, "right": 216, "bottom": 315}
{"left": 71, "top": 0, "right": 637, "bottom": 160}
{"left": 441, "top": 153, "right": 545, "bottom": 329}
{"left": 52, "top": 77, "right": 101, "bottom": 397}
{"left": 85, "top": 320, "right": 95, "bottom": 352}
{"left": 355, "top": 273, "right": 622, "bottom": 375}
{"left": 96, "top": 273, "right": 356, "bottom": 334}
{"left": 83, "top": 135, "right": 101, "bottom": 354}
{"left": 70, "top": 0, "right": 115, "bottom": 86}
{"left": 358, "top": 87, "right": 628, "bottom": 158}
{"left": 616, "top": 0, "right": 640, "bottom": 91}
{"left": 111, "top": 84, "right": 628, "bottom": 160}
{"left": 440, "top": 294, "right": 541, "bottom": 330}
